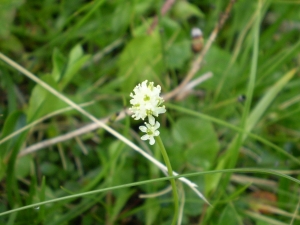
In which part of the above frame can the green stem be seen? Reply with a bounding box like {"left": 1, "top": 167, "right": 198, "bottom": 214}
{"left": 155, "top": 136, "right": 179, "bottom": 225}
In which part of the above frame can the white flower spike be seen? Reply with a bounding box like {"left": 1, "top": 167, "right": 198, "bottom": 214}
{"left": 129, "top": 80, "right": 166, "bottom": 121}
{"left": 139, "top": 116, "right": 160, "bottom": 145}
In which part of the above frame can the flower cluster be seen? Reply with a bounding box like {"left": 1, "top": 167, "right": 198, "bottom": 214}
{"left": 129, "top": 80, "right": 166, "bottom": 121}
{"left": 129, "top": 80, "right": 166, "bottom": 145}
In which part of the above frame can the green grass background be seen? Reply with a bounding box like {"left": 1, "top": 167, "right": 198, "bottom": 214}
{"left": 0, "top": 0, "right": 300, "bottom": 224}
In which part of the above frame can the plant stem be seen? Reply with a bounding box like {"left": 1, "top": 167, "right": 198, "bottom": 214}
{"left": 155, "top": 136, "right": 179, "bottom": 225}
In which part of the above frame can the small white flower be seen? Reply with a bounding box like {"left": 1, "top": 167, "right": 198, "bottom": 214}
{"left": 139, "top": 116, "right": 160, "bottom": 145}
{"left": 129, "top": 80, "right": 166, "bottom": 120}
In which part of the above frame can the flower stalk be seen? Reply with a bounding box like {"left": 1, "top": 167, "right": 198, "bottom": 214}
{"left": 155, "top": 136, "right": 179, "bottom": 225}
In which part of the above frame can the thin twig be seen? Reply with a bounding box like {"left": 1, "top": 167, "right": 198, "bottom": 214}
{"left": 175, "top": 72, "right": 213, "bottom": 101}
{"left": 18, "top": 117, "right": 108, "bottom": 156}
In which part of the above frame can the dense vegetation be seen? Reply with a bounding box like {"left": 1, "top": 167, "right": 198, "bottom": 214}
{"left": 0, "top": 0, "right": 300, "bottom": 224}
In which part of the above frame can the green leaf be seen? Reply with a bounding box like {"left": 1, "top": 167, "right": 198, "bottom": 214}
{"left": 2, "top": 111, "right": 27, "bottom": 206}
{"left": 60, "top": 44, "right": 90, "bottom": 89}
{"left": 69, "top": 44, "right": 84, "bottom": 65}
{"left": 145, "top": 198, "right": 160, "bottom": 225}
{"left": 172, "top": 117, "right": 219, "bottom": 170}
{"left": 26, "top": 75, "right": 67, "bottom": 122}
{"left": 218, "top": 205, "right": 242, "bottom": 225}
{"left": 117, "top": 33, "right": 163, "bottom": 92}
{"left": 0, "top": 111, "right": 25, "bottom": 155}
{"left": 201, "top": 45, "right": 239, "bottom": 91}
{"left": 40, "top": 162, "right": 59, "bottom": 176}
{"left": 166, "top": 40, "right": 191, "bottom": 69}
{"left": 15, "top": 155, "right": 32, "bottom": 178}
{"left": 0, "top": 111, "right": 25, "bottom": 179}
{"left": 172, "top": 1, "right": 204, "bottom": 21}
{"left": 134, "top": 0, "right": 155, "bottom": 16}
{"left": 111, "top": 2, "right": 132, "bottom": 33}
{"left": 51, "top": 48, "right": 66, "bottom": 82}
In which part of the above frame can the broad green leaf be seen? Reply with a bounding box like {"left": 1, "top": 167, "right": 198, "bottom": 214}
{"left": 15, "top": 155, "right": 32, "bottom": 178}
{"left": 51, "top": 48, "right": 66, "bottom": 82}
{"left": 26, "top": 75, "right": 67, "bottom": 122}
{"left": 172, "top": 1, "right": 204, "bottom": 21}
{"left": 166, "top": 40, "right": 191, "bottom": 69}
{"left": 111, "top": 2, "right": 132, "bottom": 33}
{"left": 117, "top": 33, "right": 163, "bottom": 92}
{"left": 132, "top": 18, "right": 153, "bottom": 36}
{"left": 172, "top": 117, "right": 219, "bottom": 170}
{"left": 145, "top": 198, "right": 160, "bottom": 225}
{"left": 60, "top": 44, "right": 90, "bottom": 89}
{"left": 40, "top": 162, "right": 59, "bottom": 176}
{"left": 201, "top": 45, "right": 239, "bottom": 91}
{"left": 134, "top": 0, "right": 155, "bottom": 16}
{"left": 218, "top": 205, "right": 242, "bottom": 225}
{"left": 69, "top": 44, "right": 84, "bottom": 66}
